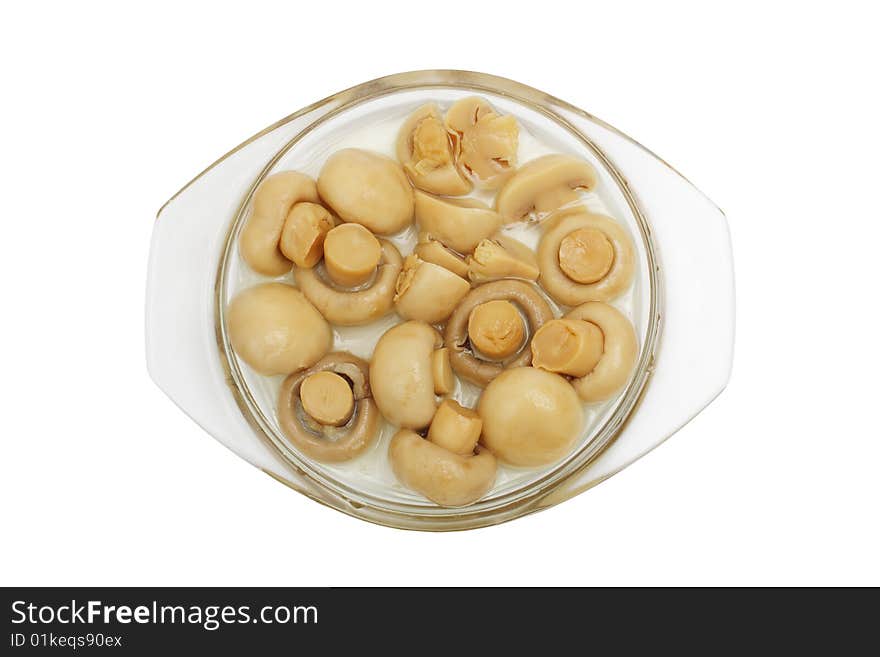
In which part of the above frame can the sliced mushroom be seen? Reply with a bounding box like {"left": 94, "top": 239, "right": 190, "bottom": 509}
{"left": 323, "top": 223, "right": 383, "bottom": 288}
{"left": 495, "top": 154, "right": 598, "bottom": 222}
{"left": 414, "top": 232, "right": 470, "bottom": 278}
{"left": 370, "top": 321, "right": 443, "bottom": 430}
{"left": 396, "top": 103, "right": 471, "bottom": 196}
{"left": 537, "top": 210, "right": 635, "bottom": 305}
{"left": 478, "top": 367, "right": 583, "bottom": 467}
{"left": 317, "top": 149, "right": 414, "bottom": 235}
{"left": 444, "top": 280, "right": 554, "bottom": 387}
{"left": 427, "top": 399, "right": 483, "bottom": 456}
{"left": 279, "top": 202, "right": 336, "bottom": 268}
{"left": 564, "top": 302, "right": 638, "bottom": 402}
{"left": 240, "top": 171, "right": 320, "bottom": 276}
{"left": 466, "top": 234, "right": 539, "bottom": 283}
{"left": 296, "top": 239, "right": 403, "bottom": 326}
{"left": 277, "top": 352, "right": 380, "bottom": 462}
{"left": 389, "top": 429, "right": 496, "bottom": 507}
{"left": 445, "top": 96, "right": 518, "bottom": 190}
{"left": 394, "top": 255, "right": 470, "bottom": 324}
{"left": 467, "top": 300, "right": 526, "bottom": 361}
{"left": 413, "top": 190, "right": 502, "bottom": 254}
{"left": 531, "top": 318, "right": 604, "bottom": 378}
{"left": 227, "top": 283, "right": 331, "bottom": 376}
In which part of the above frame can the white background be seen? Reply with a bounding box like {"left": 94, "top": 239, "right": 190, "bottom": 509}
{"left": 1, "top": 1, "right": 877, "bottom": 586}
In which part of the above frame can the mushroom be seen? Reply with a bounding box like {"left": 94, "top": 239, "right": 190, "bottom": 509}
{"left": 277, "top": 352, "right": 380, "bottom": 462}
{"left": 494, "top": 154, "right": 598, "bottom": 222}
{"left": 537, "top": 210, "right": 635, "bottom": 305}
{"left": 444, "top": 280, "right": 554, "bottom": 387}
{"left": 445, "top": 96, "right": 518, "bottom": 190}
{"left": 394, "top": 255, "right": 470, "bottom": 324}
{"left": 396, "top": 103, "right": 471, "bottom": 196}
{"left": 413, "top": 190, "right": 502, "bottom": 254}
{"left": 279, "top": 202, "right": 336, "bottom": 268}
{"left": 239, "top": 171, "right": 320, "bottom": 276}
{"left": 431, "top": 348, "right": 455, "bottom": 395}
{"left": 427, "top": 399, "right": 482, "bottom": 456}
{"left": 466, "top": 234, "right": 539, "bottom": 283}
{"left": 564, "top": 302, "right": 638, "bottom": 402}
{"left": 322, "top": 223, "right": 382, "bottom": 287}
{"left": 370, "top": 321, "right": 445, "bottom": 430}
{"left": 467, "top": 300, "right": 526, "bottom": 360}
{"left": 227, "top": 283, "right": 331, "bottom": 376}
{"left": 531, "top": 318, "right": 604, "bottom": 378}
{"left": 414, "top": 232, "right": 469, "bottom": 278}
{"left": 317, "top": 149, "right": 414, "bottom": 235}
{"left": 296, "top": 239, "right": 403, "bottom": 326}
{"left": 478, "top": 367, "right": 583, "bottom": 467}
{"left": 389, "top": 429, "right": 497, "bottom": 507}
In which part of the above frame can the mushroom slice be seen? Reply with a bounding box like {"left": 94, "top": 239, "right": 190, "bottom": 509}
{"left": 240, "top": 171, "right": 320, "bottom": 276}
{"left": 278, "top": 352, "right": 380, "bottom": 462}
{"left": 495, "top": 154, "right": 598, "bottom": 223}
{"left": 389, "top": 429, "right": 497, "bottom": 507}
{"left": 370, "top": 321, "right": 443, "bottom": 430}
{"left": 537, "top": 210, "right": 635, "bottom": 305}
{"left": 444, "top": 280, "right": 554, "bottom": 387}
{"left": 414, "top": 232, "right": 470, "bottom": 278}
{"left": 564, "top": 302, "right": 638, "bottom": 402}
{"left": 394, "top": 255, "right": 470, "bottom": 324}
{"left": 413, "top": 190, "right": 502, "bottom": 254}
{"left": 445, "top": 97, "right": 518, "bottom": 190}
{"left": 466, "top": 234, "right": 539, "bottom": 283}
{"left": 396, "top": 104, "right": 471, "bottom": 196}
{"left": 279, "top": 202, "right": 336, "bottom": 268}
{"left": 296, "top": 239, "right": 403, "bottom": 326}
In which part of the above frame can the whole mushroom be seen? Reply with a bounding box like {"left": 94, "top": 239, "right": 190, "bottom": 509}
{"left": 495, "top": 154, "right": 597, "bottom": 223}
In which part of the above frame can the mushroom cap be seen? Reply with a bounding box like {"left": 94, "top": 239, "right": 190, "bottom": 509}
{"left": 478, "top": 367, "right": 583, "bottom": 467}
{"left": 494, "top": 154, "right": 598, "bottom": 222}
{"left": 413, "top": 190, "right": 502, "bottom": 254}
{"left": 227, "top": 283, "right": 331, "bottom": 376}
{"left": 317, "top": 148, "right": 414, "bottom": 235}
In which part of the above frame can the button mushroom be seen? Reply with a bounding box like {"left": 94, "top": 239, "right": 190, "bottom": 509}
{"left": 279, "top": 202, "right": 336, "bottom": 268}
{"left": 296, "top": 239, "right": 403, "bottom": 326}
{"left": 466, "top": 234, "right": 539, "bottom": 283}
{"left": 445, "top": 96, "right": 518, "bottom": 190}
{"left": 564, "top": 302, "right": 638, "bottom": 402}
{"left": 478, "top": 367, "right": 584, "bottom": 467}
{"left": 396, "top": 103, "right": 471, "bottom": 196}
{"left": 467, "top": 300, "right": 526, "bottom": 361}
{"left": 239, "top": 171, "right": 320, "bottom": 276}
{"left": 414, "top": 232, "right": 470, "bottom": 278}
{"left": 322, "top": 223, "right": 383, "bottom": 288}
{"left": 227, "top": 283, "right": 331, "bottom": 376}
{"left": 370, "top": 321, "right": 445, "bottom": 430}
{"left": 413, "top": 190, "right": 502, "bottom": 254}
{"left": 537, "top": 210, "right": 635, "bottom": 305}
{"left": 394, "top": 255, "right": 470, "bottom": 324}
{"left": 494, "top": 154, "right": 598, "bottom": 223}
{"left": 277, "top": 352, "right": 380, "bottom": 462}
{"left": 427, "top": 399, "right": 483, "bottom": 456}
{"left": 444, "top": 280, "right": 554, "bottom": 387}
{"left": 389, "top": 429, "right": 497, "bottom": 507}
{"left": 317, "top": 148, "right": 414, "bottom": 235}
{"left": 531, "top": 318, "right": 604, "bottom": 378}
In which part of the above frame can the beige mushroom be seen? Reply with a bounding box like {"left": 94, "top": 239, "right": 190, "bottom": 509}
{"left": 227, "top": 283, "right": 331, "bottom": 376}
{"left": 279, "top": 202, "right": 336, "bottom": 268}
{"left": 389, "top": 429, "right": 497, "bottom": 507}
{"left": 431, "top": 348, "right": 455, "bottom": 395}
{"left": 445, "top": 96, "right": 518, "bottom": 190}
{"left": 467, "top": 300, "right": 526, "bottom": 360}
{"left": 317, "top": 149, "right": 414, "bottom": 235}
{"left": 427, "top": 399, "right": 483, "bottom": 456}
{"left": 531, "top": 318, "right": 604, "bottom": 378}
{"left": 414, "top": 233, "right": 469, "bottom": 278}
{"left": 413, "top": 190, "right": 502, "bottom": 254}
{"left": 466, "top": 234, "right": 539, "bottom": 283}
{"left": 370, "top": 321, "right": 444, "bottom": 429}
{"left": 565, "top": 302, "right": 638, "bottom": 402}
{"left": 537, "top": 210, "right": 635, "bottom": 305}
{"left": 277, "top": 352, "right": 380, "bottom": 462}
{"left": 394, "top": 255, "right": 470, "bottom": 324}
{"left": 396, "top": 104, "right": 471, "bottom": 196}
{"left": 495, "top": 154, "right": 598, "bottom": 222}
{"left": 323, "top": 223, "right": 383, "bottom": 287}
{"left": 478, "top": 367, "right": 583, "bottom": 467}
{"left": 296, "top": 239, "right": 403, "bottom": 326}
{"left": 444, "top": 280, "right": 554, "bottom": 387}
{"left": 240, "top": 171, "right": 320, "bottom": 276}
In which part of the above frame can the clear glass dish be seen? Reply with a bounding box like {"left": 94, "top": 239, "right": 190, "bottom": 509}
{"left": 146, "top": 71, "right": 734, "bottom": 531}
